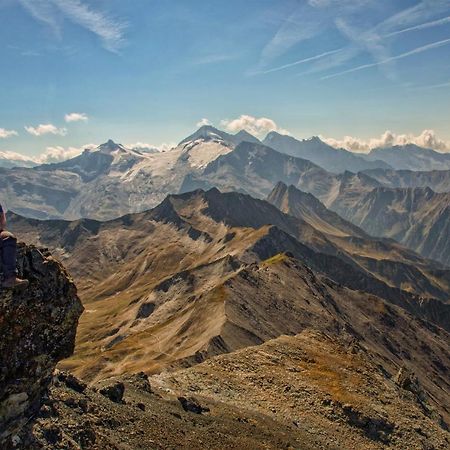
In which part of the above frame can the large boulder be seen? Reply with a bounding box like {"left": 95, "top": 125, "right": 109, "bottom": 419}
{"left": 0, "top": 244, "right": 83, "bottom": 447}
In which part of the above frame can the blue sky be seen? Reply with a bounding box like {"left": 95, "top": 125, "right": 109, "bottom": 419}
{"left": 1, "top": 0, "right": 450, "bottom": 160}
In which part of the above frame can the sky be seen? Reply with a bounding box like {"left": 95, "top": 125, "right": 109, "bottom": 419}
{"left": 1, "top": 0, "right": 450, "bottom": 162}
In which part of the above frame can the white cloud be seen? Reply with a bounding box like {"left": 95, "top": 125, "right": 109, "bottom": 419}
{"left": 0, "top": 128, "right": 18, "bottom": 139}
{"left": 18, "top": 0, "right": 126, "bottom": 53}
{"left": 221, "top": 115, "right": 290, "bottom": 138}
{"left": 36, "top": 143, "right": 97, "bottom": 163}
{"left": 126, "top": 142, "right": 175, "bottom": 153}
{"left": 1, "top": 141, "right": 177, "bottom": 164}
{"left": 0, "top": 143, "right": 97, "bottom": 165}
{"left": 25, "top": 123, "right": 68, "bottom": 137}
{"left": 65, "top": 112, "right": 88, "bottom": 123}
{"left": 196, "top": 118, "right": 212, "bottom": 127}
{"left": 322, "top": 130, "right": 450, "bottom": 153}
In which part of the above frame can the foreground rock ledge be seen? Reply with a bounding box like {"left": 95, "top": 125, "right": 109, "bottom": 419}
{"left": 0, "top": 244, "right": 83, "bottom": 447}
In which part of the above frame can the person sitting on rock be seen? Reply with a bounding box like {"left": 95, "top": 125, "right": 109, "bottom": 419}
{"left": 0, "top": 203, "right": 28, "bottom": 289}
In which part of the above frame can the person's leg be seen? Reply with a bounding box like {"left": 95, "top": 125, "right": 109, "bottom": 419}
{"left": 0, "top": 230, "right": 28, "bottom": 289}
{"left": 0, "top": 231, "right": 17, "bottom": 279}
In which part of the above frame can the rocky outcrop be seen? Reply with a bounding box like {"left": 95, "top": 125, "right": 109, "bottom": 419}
{"left": 0, "top": 244, "right": 83, "bottom": 448}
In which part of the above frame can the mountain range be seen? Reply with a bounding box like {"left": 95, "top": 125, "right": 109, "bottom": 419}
{"left": 1, "top": 126, "right": 449, "bottom": 218}
{"left": 362, "top": 167, "right": 450, "bottom": 192}
{"left": 0, "top": 152, "right": 36, "bottom": 169}
{"left": 9, "top": 186, "right": 450, "bottom": 381}
{"left": 4, "top": 124, "right": 450, "bottom": 448}
{"left": 7, "top": 185, "right": 450, "bottom": 448}
{"left": 6, "top": 240, "right": 450, "bottom": 449}
{"left": 0, "top": 127, "right": 265, "bottom": 220}
{"left": 340, "top": 186, "right": 450, "bottom": 266}
{"left": 263, "top": 131, "right": 391, "bottom": 173}
{"left": 366, "top": 144, "right": 450, "bottom": 171}
{"left": 2, "top": 125, "right": 450, "bottom": 268}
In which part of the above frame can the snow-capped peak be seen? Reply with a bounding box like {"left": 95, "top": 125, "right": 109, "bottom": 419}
{"left": 179, "top": 125, "right": 230, "bottom": 146}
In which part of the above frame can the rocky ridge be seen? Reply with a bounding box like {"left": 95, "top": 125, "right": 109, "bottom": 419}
{"left": 0, "top": 244, "right": 83, "bottom": 448}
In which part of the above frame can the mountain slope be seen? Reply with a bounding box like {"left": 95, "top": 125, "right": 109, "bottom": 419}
{"left": 32, "top": 261, "right": 450, "bottom": 449}
{"left": 267, "top": 181, "right": 363, "bottom": 237}
{"left": 10, "top": 188, "right": 450, "bottom": 304}
{"left": 266, "top": 182, "right": 450, "bottom": 300}
{"left": 363, "top": 167, "right": 450, "bottom": 193}
{"left": 341, "top": 186, "right": 450, "bottom": 266}
{"left": 366, "top": 144, "right": 450, "bottom": 171}
{"left": 181, "top": 141, "right": 338, "bottom": 199}
{"left": 4, "top": 217, "right": 450, "bottom": 449}
{"left": 184, "top": 141, "right": 389, "bottom": 212}
{"left": 8, "top": 188, "right": 450, "bottom": 383}
{"left": 263, "top": 132, "right": 391, "bottom": 173}
{"left": 265, "top": 165, "right": 450, "bottom": 267}
{"left": 160, "top": 300, "right": 450, "bottom": 449}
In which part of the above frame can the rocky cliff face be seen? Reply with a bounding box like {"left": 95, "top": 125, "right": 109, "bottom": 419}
{"left": 0, "top": 244, "right": 83, "bottom": 448}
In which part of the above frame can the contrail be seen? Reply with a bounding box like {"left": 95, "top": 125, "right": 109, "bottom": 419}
{"left": 322, "top": 37, "right": 450, "bottom": 80}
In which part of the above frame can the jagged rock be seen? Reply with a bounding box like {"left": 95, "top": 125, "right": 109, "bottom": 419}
{"left": 73, "top": 420, "right": 97, "bottom": 448}
{"left": 0, "top": 244, "right": 83, "bottom": 448}
{"left": 99, "top": 382, "right": 125, "bottom": 403}
{"left": 340, "top": 403, "right": 394, "bottom": 443}
{"left": 57, "top": 370, "right": 87, "bottom": 393}
{"left": 178, "top": 396, "right": 210, "bottom": 414}
{"left": 395, "top": 367, "right": 422, "bottom": 396}
{"left": 125, "top": 372, "right": 152, "bottom": 394}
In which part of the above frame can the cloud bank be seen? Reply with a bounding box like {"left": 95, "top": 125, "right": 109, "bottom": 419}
{"left": 0, "top": 150, "right": 35, "bottom": 163}
{"left": 323, "top": 129, "right": 450, "bottom": 153}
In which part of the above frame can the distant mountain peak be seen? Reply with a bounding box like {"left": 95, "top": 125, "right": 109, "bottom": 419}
{"left": 307, "top": 135, "right": 323, "bottom": 143}
{"left": 273, "top": 180, "right": 288, "bottom": 190}
{"left": 179, "top": 126, "right": 228, "bottom": 146}
{"left": 196, "top": 125, "right": 224, "bottom": 137}
{"left": 179, "top": 126, "right": 261, "bottom": 148}
{"left": 97, "top": 139, "right": 127, "bottom": 154}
